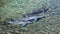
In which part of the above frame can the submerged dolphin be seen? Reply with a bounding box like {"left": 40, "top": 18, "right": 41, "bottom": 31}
{"left": 21, "top": 15, "right": 45, "bottom": 22}
{"left": 23, "top": 7, "right": 49, "bottom": 17}
{"left": 8, "top": 20, "right": 31, "bottom": 26}
{"left": 7, "top": 15, "right": 45, "bottom": 26}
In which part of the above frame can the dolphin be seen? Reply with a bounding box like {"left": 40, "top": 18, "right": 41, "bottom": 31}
{"left": 23, "top": 7, "right": 49, "bottom": 17}
{"left": 7, "top": 15, "right": 45, "bottom": 26}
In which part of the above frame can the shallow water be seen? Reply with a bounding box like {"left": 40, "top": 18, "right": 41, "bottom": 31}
{"left": 0, "top": 0, "right": 60, "bottom": 34}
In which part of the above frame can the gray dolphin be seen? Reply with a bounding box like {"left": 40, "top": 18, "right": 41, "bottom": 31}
{"left": 7, "top": 15, "right": 45, "bottom": 26}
